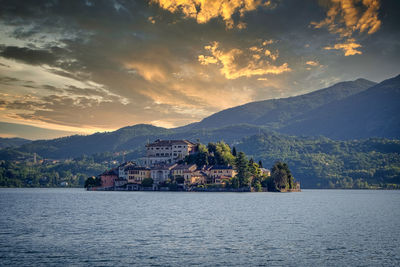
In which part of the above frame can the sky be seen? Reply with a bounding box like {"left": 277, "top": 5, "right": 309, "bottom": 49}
{"left": 0, "top": 0, "right": 399, "bottom": 140}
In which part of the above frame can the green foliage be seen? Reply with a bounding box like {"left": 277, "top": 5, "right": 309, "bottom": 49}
{"left": 185, "top": 141, "right": 235, "bottom": 167}
{"left": 235, "top": 152, "right": 250, "bottom": 187}
{"left": 84, "top": 176, "right": 101, "bottom": 188}
{"left": 141, "top": 178, "right": 154, "bottom": 187}
{"left": 237, "top": 133, "right": 400, "bottom": 189}
{"left": 270, "top": 162, "right": 295, "bottom": 191}
{"left": 0, "top": 157, "right": 109, "bottom": 188}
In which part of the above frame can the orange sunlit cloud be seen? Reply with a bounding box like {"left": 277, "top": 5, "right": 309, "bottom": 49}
{"left": 312, "top": 0, "right": 381, "bottom": 56}
{"left": 198, "top": 41, "right": 290, "bottom": 79}
{"left": 151, "top": 0, "right": 274, "bottom": 29}
{"left": 324, "top": 39, "right": 362, "bottom": 56}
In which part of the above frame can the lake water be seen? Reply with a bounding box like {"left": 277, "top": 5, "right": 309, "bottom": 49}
{"left": 0, "top": 189, "right": 399, "bottom": 266}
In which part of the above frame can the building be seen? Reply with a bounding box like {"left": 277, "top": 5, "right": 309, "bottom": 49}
{"left": 118, "top": 161, "right": 136, "bottom": 179}
{"left": 209, "top": 165, "right": 237, "bottom": 178}
{"left": 171, "top": 163, "right": 197, "bottom": 178}
{"left": 144, "top": 139, "right": 197, "bottom": 166}
{"left": 151, "top": 163, "right": 177, "bottom": 184}
{"left": 184, "top": 170, "right": 207, "bottom": 186}
{"left": 260, "top": 168, "right": 271, "bottom": 176}
{"left": 126, "top": 166, "right": 151, "bottom": 184}
{"left": 99, "top": 168, "right": 118, "bottom": 189}
{"left": 114, "top": 178, "right": 128, "bottom": 189}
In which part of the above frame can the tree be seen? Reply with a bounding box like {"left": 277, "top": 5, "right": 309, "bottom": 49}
{"left": 270, "top": 162, "right": 294, "bottom": 191}
{"left": 258, "top": 160, "right": 263, "bottom": 168}
{"left": 214, "top": 142, "right": 234, "bottom": 165}
{"left": 235, "top": 152, "right": 250, "bottom": 187}
{"left": 232, "top": 147, "right": 237, "bottom": 157}
{"left": 84, "top": 176, "right": 101, "bottom": 188}
{"left": 196, "top": 144, "right": 209, "bottom": 166}
{"left": 141, "top": 178, "right": 153, "bottom": 187}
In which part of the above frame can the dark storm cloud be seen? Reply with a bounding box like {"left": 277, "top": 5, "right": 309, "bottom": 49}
{"left": 0, "top": 46, "right": 58, "bottom": 65}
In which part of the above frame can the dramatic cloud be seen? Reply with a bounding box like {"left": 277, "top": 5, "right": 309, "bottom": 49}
{"left": 312, "top": 0, "right": 381, "bottom": 37}
{"left": 151, "top": 0, "right": 274, "bottom": 29}
{"left": 306, "top": 60, "right": 319, "bottom": 66}
{"left": 0, "top": 0, "right": 398, "bottom": 139}
{"left": 0, "top": 46, "right": 58, "bottom": 65}
{"left": 198, "top": 41, "right": 290, "bottom": 79}
{"left": 324, "top": 39, "right": 362, "bottom": 56}
{"left": 312, "top": 0, "right": 382, "bottom": 56}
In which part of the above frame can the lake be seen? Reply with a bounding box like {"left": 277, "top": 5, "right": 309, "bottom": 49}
{"left": 0, "top": 189, "right": 399, "bottom": 266}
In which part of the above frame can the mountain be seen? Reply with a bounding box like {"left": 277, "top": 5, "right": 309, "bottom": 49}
{"left": 280, "top": 74, "right": 400, "bottom": 139}
{"left": 179, "top": 78, "right": 376, "bottom": 131}
{"left": 14, "top": 124, "right": 171, "bottom": 159}
{"left": 0, "top": 121, "right": 76, "bottom": 140}
{"left": 3, "top": 75, "right": 399, "bottom": 159}
{"left": 235, "top": 133, "right": 400, "bottom": 188}
{"left": 0, "top": 137, "right": 31, "bottom": 149}
{"left": 10, "top": 123, "right": 274, "bottom": 159}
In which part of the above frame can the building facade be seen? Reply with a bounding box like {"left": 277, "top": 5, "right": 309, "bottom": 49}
{"left": 144, "top": 139, "right": 197, "bottom": 166}
{"left": 172, "top": 164, "right": 197, "bottom": 177}
{"left": 151, "top": 163, "right": 177, "bottom": 184}
{"left": 126, "top": 166, "right": 151, "bottom": 184}
{"left": 100, "top": 168, "right": 119, "bottom": 189}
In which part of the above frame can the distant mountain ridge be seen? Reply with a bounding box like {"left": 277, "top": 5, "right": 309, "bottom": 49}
{"left": 178, "top": 78, "right": 376, "bottom": 131}
{"left": 2, "top": 74, "right": 400, "bottom": 160}
{"left": 280, "top": 75, "right": 400, "bottom": 139}
{"left": 0, "top": 137, "right": 31, "bottom": 149}
{"left": 1, "top": 75, "right": 399, "bottom": 189}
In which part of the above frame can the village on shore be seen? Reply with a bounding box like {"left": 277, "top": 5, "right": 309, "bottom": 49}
{"left": 85, "top": 139, "right": 300, "bottom": 192}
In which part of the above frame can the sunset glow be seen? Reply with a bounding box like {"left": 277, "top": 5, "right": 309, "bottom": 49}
{"left": 0, "top": 0, "right": 399, "bottom": 139}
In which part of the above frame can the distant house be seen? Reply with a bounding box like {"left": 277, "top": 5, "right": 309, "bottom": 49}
{"left": 151, "top": 163, "right": 177, "bottom": 184}
{"left": 126, "top": 166, "right": 151, "bottom": 184}
{"left": 185, "top": 170, "right": 208, "bottom": 186}
{"left": 114, "top": 178, "right": 127, "bottom": 189}
{"left": 118, "top": 161, "right": 136, "bottom": 179}
{"left": 209, "top": 165, "right": 237, "bottom": 179}
{"left": 100, "top": 168, "right": 118, "bottom": 189}
{"left": 260, "top": 168, "right": 271, "bottom": 176}
{"left": 172, "top": 163, "right": 197, "bottom": 178}
{"left": 144, "top": 139, "right": 197, "bottom": 166}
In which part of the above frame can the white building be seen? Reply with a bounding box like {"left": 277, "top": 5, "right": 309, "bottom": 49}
{"left": 151, "top": 163, "right": 177, "bottom": 184}
{"left": 143, "top": 139, "right": 197, "bottom": 166}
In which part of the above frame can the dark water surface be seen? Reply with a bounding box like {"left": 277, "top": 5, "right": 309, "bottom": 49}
{"left": 0, "top": 189, "right": 399, "bottom": 266}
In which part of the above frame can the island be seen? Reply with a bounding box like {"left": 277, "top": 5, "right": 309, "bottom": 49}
{"left": 85, "top": 139, "right": 300, "bottom": 192}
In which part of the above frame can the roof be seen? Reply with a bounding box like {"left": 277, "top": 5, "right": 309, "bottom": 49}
{"left": 151, "top": 163, "right": 177, "bottom": 170}
{"left": 125, "top": 165, "right": 150, "bottom": 171}
{"left": 210, "top": 165, "right": 233, "bottom": 170}
{"left": 146, "top": 139, "right": 196, "bottom": 147}
{"left": 101, "top": 168, "right": 118, "bottom": 176}
{"left": 118, "top": 161, "right": 136, "bottom": 168}
{"left": 172, "top": 164, "right": 197, "bottom": 170}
